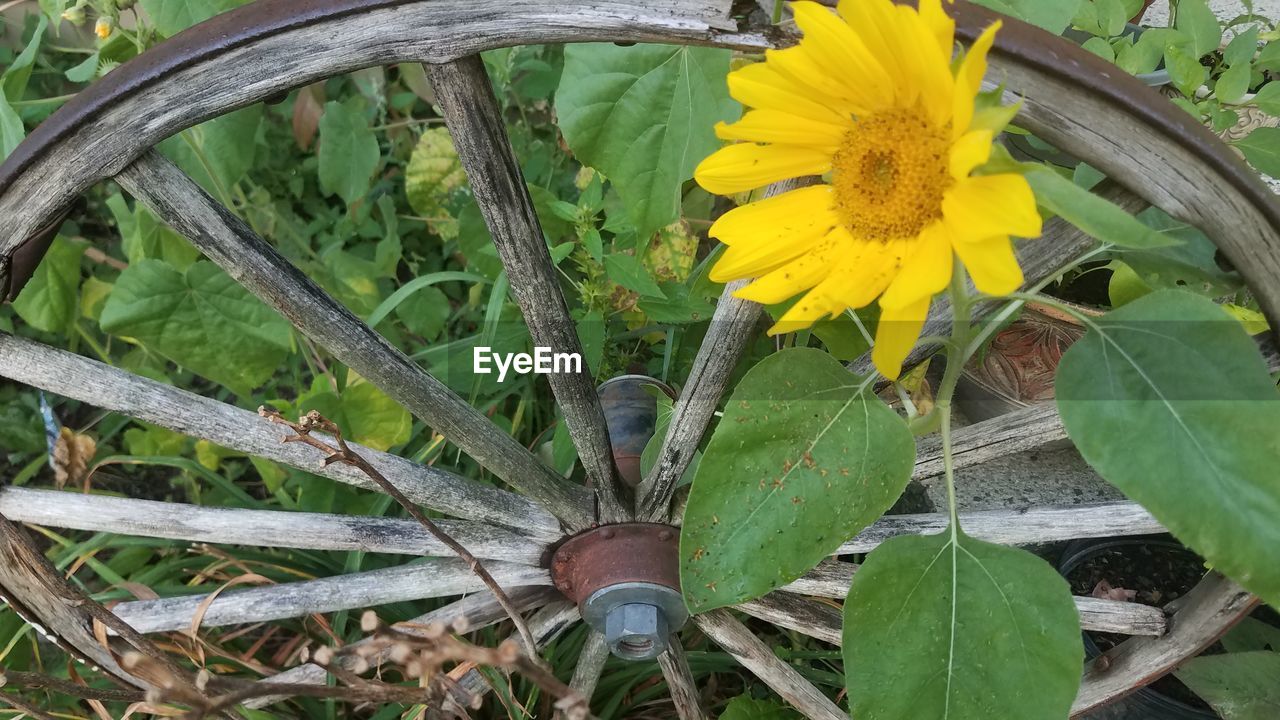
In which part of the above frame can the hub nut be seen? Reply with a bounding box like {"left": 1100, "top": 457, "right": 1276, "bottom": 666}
{"left": 604, "top": 602, "right": 669, "bottom": 660}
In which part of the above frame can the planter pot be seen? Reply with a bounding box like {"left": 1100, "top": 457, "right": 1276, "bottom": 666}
{"left": 1060, "top": 537, "right": 1219, "bottom": 720}
{"left": 954, "top": 301, "right": 1098, "bottom": 422}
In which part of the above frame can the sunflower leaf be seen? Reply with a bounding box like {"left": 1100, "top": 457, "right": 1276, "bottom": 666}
{"left": 843, "top": 531, "right": 1083, "bottom": 720}
{"left": 680, "top": 348, "right": 915, "bottom": 611}
{"left": 555, "top": 44, "right": 738, "bottom": 241}
{"left": 1056, "top": 290, "right": 1280, "bottom": 608}
{"left": 1174, "top": 652, "right": 1280, "bottom": 719}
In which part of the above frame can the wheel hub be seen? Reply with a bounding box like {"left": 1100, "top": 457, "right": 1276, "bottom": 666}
{"left": 549, "top": 523, "right": 686, "bottom": 660}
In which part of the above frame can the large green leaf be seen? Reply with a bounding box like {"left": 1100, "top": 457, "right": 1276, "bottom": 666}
{"left": 555, "top": 44, "right": 737, "bottom": 240}
{"left": 1056, "top": 290, "right": 1280, "bottom": 606}
{"left": 720, "top": 696, "right": 801, "bottom": 720}
{"left": 12, "top": 237, "right": 84, "bottom": 334}
{"left": 2, "top": 15, "right": 47, "bottom": 101}
{"left": 300, "top": 376, "right": 411, "bottom": 452}
{"left": 99, "top": 260, "right": 292, "bottom": 391}
{"left": 971, "top": 0, "right": 1081, "bottom": 33}
{"left": 318, "top": 100, "right": 380, "bottom": 205}
{"left": 843, "top": 531, "right": 1083, "bottom": 719}
{"left": 139, "top": 0, "right": 251, "bottom": 36}
{"left": 680, "top": 348, "right": 914, "bottom": 611}
{"left": 1175, "top": 652, "right": 1280, "bottom": 719}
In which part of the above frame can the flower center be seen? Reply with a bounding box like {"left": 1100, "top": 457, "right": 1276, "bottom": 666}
{"left": 831, "top": 109, "right": 952, "bottom": 242}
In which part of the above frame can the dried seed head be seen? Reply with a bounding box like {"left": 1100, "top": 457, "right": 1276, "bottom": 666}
{"left": 470, "top": 692, "right": 484, "bottom": 709}
{"left": 451, "top": 616, "right": 470, "bottom": 634}
{"left": 195, "top": 670, "right": 210, "bottom": 691}
{"left": 389, "top": 642, "right": 414, "bottom": 664}
{"left": 0, "top": 671, "right": 7, "bottom": 688}
{"left": 120, "top": 652, "right": 144, "bottom": 670}
{"left": 313, "top": 646, "right": 334, "bottom": 666}
{"left": 405, "top": 660, "right": 423, "bottom": 678}
{"left": 422, "top": 622, "right": 445, "bottom": 639}
{"left": 349, "top": 657, "right": 370, "bottom": 675}
{"left": 361, "top": 611, "right": 379, "bottom": 633}
{"left": 144, "top": 689, "right": 164, "bottom": 704}
{"left": 299, "top": 646, "right": 311, "bottom": 663}
{"left": 355, "top": 643, "right": 379, "bottom": 658}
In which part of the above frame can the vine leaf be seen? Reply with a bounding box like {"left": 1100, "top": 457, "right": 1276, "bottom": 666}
{"left": 843, "top": 531, "right": 1083, "bottom": 719}
{"left": 12, "top": 236, "right": 84, "bottom": 334}
{"left": 680, "top": 348, "right": 914, "bottom": 612}
{"left": 555, "top": 44, "right": 738, "bottom": 241}
{"left": 1175, "top": 651, "right": 1280, "bottom": 719}
{"left": 318, "top": 99, "right": 380, "bottom": 205}
{"left": 1056, "top": 290, "right": 1280, "bottom": 607}
{"left": 99, "top": 259, "right": 292, "bottom": 392}
{"left": 139, "top": 0, "right": 251, "bottom": 36}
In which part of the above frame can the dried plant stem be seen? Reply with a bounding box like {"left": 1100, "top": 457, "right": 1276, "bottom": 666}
{"left": 0, "top": 670, "right": 147, "bottom": 704}
{"left": 259, "top": 409, "right": 543, "bottom": 664}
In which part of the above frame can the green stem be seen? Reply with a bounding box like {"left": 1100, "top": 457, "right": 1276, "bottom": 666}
{"left": 935, "top": 264, "right": 976, "bottom": 528}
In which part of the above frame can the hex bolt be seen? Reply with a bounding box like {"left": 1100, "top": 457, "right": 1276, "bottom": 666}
{"left": 604, "top": 602, "right": 669, "bottom": 661}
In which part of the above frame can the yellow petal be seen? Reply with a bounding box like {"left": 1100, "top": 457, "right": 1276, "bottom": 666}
{"left": 764, "top": 46, "right": 869, "bottom": 115}
{"left": 918, "top": 0, "right": 956, "bottom": 59}
{"left": 792, "top": 1, "right": 894, "bottom": 110}
{"left": 710, "top": 187, "right": 838, "bottom": 281}
{"left": 734, "top": 227, "right": 855, "bottom": 304}
{"left": 769, "top": 237, "right": 903, "bottom": 333}
{"left": 708, "top": 185, "right": 836, "bottom": 246}
{"left": 878, "top": 222, "right": 952, "bottom": 309}
{"left": 694, "top": 143, "right": 832, "bottom": 195}
{"left": 836, "top": 0, "right": 912, "bottom": 103}
{"left": 728, "top": 61, "right": 852, "bottom": 121}
{"left": 953, "top": 234, "right": 1023, "bottom": 296}
{"left": 952, "top": 20, "right": 1001, "bottom": 139}
{"left": 872, "top": 296, "right": 931, "bottom": 380}
{"left": 948, "top": 129, "right": 993, "bottom": 180}
{"left": 715, "top": 108, "right": 848, "bottom": 151}
{"left": 892, "top": 3, "right": 956, "bottom": 127}
{"left": 942, "top": 173, "right": 1042, "bottom": 240}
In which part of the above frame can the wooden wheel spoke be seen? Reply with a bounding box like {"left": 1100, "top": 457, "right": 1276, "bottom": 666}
{"left": 838, "top": 500, "right": 1164, "bottom": 556}
{"left": 0, "top": 487, "right": 547, "bottom": 565}
{"left": 114, "top": 151, "right": 593, "bottom": 530}
{"left": 555, "top": 630, "right": 610, "bottom": 720}
{"left": 657, "top": 636, "right": 708, "bottom": 720}
{"left": 778, "top": 559, "right": 1165, "bottom": 636}
{"left": 1072, "top": 573, "right": 1257, "bottom": 716}
{"left": 0, "top": 333, "right": 560, "bottom": 539}
{"left": 636, "top": 179, "right": 812, "bottom": 522}
{"left": 244, "top": 586, "right": 559, "bottom": 708}
{"left": 109, "top": 559, "right": 550, "bottom": 634}
{"left": 694, "top": 609, "right": 846, "bottom": 720}
{"left": 429, "top": 56, "right": 627, "bottom": 522}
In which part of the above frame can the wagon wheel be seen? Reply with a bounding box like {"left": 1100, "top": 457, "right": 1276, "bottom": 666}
{"left": 0, "top": 0, "right": 1274, "bottom": 717}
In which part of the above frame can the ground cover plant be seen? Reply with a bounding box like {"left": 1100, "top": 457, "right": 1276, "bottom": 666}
{"left": 0, "top": 0, "right": 1279, "bottom": 718}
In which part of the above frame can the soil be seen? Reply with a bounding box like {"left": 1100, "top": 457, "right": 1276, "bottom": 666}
{"left": 1064, "top": 539, "right": 1216, "bottom": 714}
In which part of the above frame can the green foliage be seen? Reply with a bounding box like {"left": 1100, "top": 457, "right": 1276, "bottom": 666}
{"left": 720, "top": 695, "right": 801, "bottom": 720}
{"left": 138, "top": 0, "right": 252, "bottom": 36}
{"left": 556, "top": 44, "right": 738, "bottom": 240}
{"left": 843, "top": 531, "right": 1083, "bottom": 720}
{"left": 1175, "top": 652, "right": 1280, "bottom": 719}
{"left": 1021, "top": 165, "right": 1177, "bottom": 249}
{"left": 318, "top": 99, "right": 381, "bottom": 204}
{"left": 299, "top": 376, "right": 412, "bottom": 452}
{"left": 681, "top": 349, "right": 914, "bottom": 611}
{"left": 1057, "top": 291, "right": 1280, "bottom": 607}
{"left": 99, "top": 260, "right": 293, "bottom": 391}
{"left": 160, "top": 106, "right": 264, "bottom": 199}
{"left": 1176, "top": 0, "right": 1223, "bottom": 58}
{"left": 1234, "top": 127, "right": 1280, "bottom": 177}
{"left": 12, "top": 237, "right": 84, "bottom": 334}
{"left": 973, "top": 0, "right": 1082, "bottom": 33}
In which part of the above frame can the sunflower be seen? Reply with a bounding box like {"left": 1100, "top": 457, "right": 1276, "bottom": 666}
{"left": 694, "top": 0, "right": 1042, "bottom": 380}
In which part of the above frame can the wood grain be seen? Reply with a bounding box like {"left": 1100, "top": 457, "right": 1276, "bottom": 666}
{"left": 694, "top": 609, "right": 846, "bottom": 720}
{"left": 115, "top": 151, "right": 593, "bottom": 529}
{"left": 1072, "top": 573, "right": 1257, "bottom": 716}
{"left": 429, "top": 56, "right": 626, "bottom": 522}
{"left": 556, "top": 630, "right": 611, "bottom": 719}
{"left": 0, "top": 487, "right": 546, "bottom": 565}
{"left": 0, "top": 333, "right": 561, "bottom": 539}
{"left": 658, "top": 637, "right": 708, "bottom": 720}
{"left": 110, "top": 558, "right": 550, "bottom": 634}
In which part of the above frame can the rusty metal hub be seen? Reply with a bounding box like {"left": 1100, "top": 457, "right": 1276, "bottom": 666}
{"left": 550, "top": 523, "right": 686, "bottom": 661}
